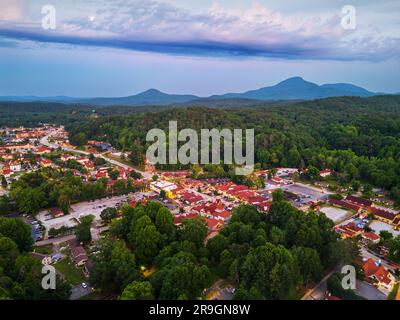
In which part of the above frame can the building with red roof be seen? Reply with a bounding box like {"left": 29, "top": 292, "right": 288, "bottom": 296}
{"left": 36, "top": 146, "right": 53, "bottom": 154}
{"left": 180, "top": 192, "right": 203, "bottom": 204}
{"left": 206, "top": 218, "right": 224, "bottom": 231}
{"left": 345, "top": 195, "right": 373, "bottom": 207}
{"left": 173, "top": 213, "right": 199, "bottom": 226}
{"left": 362, "top": 258, "right": 396, "bottom": 290}
{"left": 362, "top": 232, "right": 381, "bottom": 244}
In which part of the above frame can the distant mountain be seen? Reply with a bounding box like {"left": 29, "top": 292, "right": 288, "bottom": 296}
{"left": 78, "top": 89, "right": 198, "bottom": 106}
{"left": 0, "top": 77, "right": 380, "bottom": 106}
{"left": 211, "top": 77, "right": 376, "bottom": 100}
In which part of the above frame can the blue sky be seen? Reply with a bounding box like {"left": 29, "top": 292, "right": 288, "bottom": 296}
{"left": 0, "top": 0, "right": 399, "bottom": 97}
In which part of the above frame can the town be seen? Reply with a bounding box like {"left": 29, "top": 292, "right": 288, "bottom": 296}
{"left": 1, "top": 124, "right": 399, "bottom": 301}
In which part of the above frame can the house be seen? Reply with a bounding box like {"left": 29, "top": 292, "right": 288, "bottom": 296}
{"left": 150, "top": 180, "right": 180, "bottom": 198}
{"left": 61, "top": 154, "right": 75, "bottom": 161}
{"left": 212, "top": 210, "right": 232, "bottom": 222}
{"left": 9, "top": 160, "right": 22, "bottom": 172}
{"left": 368, "top": 206, "right": 399, "bottom": 225}
{"left": 329, "top": 198, "right": 362, "bottom": 213}
{"left": 362, "top": 258, "right": 396, "bottom": 290}
{"left": 50, "top": 207, "right": 64, "bottom": 218}
{"left": 319, "top": 169, "right": 334, "bottom": 178}
{"left": 206, "top": 218, "right": 224, "bottom": 231}
{"left": 36, "top": 146, "right": 53, "bottom": 154}
{"left": 95, "top": 168, "right": 109, "bottom": 179}
{"left": 83, "top": 160, "right": 95, "bottom": 171}
{"left": 160, "top": 171, "right": 189, "bottom": 180}
{"left": 40, "top": 159, "right": 52, "bottom": 167}
{"left": 67, "top": 239, "right": 89, "bottom": 267}
{"left": 335, "top": 222, "right": 363, "bottom": 239}
{"left": 1, "top": 169, "right": 13, "bottom": 178}
{"left": 173, "top": 213, "right": 199, "bottom": 226}
{"left": 180, "top": 192, "right": 203, "bottom": 204}
{"left": 362, "top": 232, "right": 381, "bottom": 244}
{"left": 255, "top": 200, "right": 272, "bottom": 213}
{"left": 119, "top": 168, "right": 132, "bottom": 180}
{"left": 345, "top": 195, "right": 373, "bottom": 208}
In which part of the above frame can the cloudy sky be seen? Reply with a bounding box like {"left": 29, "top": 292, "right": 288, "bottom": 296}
{"left": 0, "top": 0, "right": 399, "bottom": 97}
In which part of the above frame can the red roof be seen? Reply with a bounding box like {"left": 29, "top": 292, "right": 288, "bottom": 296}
{"left": 206, "top": 218, "right": 223, "bottom": 230}
{"left": 180, "top": 192, "right": 203, "bottom": 203}
{"left": 368, "top": 206, "right": 398, "bottom": 221}
{"left": 212, "top": 210, "right": 232, "bottom": 220}
{"left": 173, "top": 213, "right": 199, "bottom": 225}
{"left": 345, "top": 195, "right": 372, "bottom": 207}
{"left": 329, "top": 199, "right": 362, "bottom": 212}
{"left": 362, "top": 258, "right": 393, "bottom": 285}
{"left": 362, "top": 232, "right": 380, "bottom": 241}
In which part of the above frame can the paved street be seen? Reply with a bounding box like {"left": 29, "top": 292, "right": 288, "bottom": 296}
{"left": 360, "top": 246, "right": 399, "bottom": 272}
{"left": 355, "top": 280, "right": 386, "bottom": 300}
{"left": 70, "top": 285, "right": 93, "bottom": 300}
{"left": 40, "top": 129, "right": 152, "bottom": 179}
{"left": 301, "top": 268, "right": 338, "bottom": 300}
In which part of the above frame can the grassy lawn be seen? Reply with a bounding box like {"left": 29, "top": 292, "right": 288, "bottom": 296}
{"left": 55, "top": 258, "right": 85, "bottom": 286}
{"left": 34, "top": 245, "right": 53, "bottom": 255}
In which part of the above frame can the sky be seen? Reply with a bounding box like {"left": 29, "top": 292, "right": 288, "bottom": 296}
{"left": 0, "top": 0, "right": 399, "bottom": 97}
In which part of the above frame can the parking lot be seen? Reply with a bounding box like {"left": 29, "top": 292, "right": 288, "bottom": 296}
{"left": 37, "top": 194, "right": 130, "bottom": 235}
{"left": 22, "top": 215, "right": 44, "bottom": 242}
{"left": 282, "top": 183, "right": 331, "bottom": 201}
{"left": 369, "top": 221, "right": 400, "bottom": 237}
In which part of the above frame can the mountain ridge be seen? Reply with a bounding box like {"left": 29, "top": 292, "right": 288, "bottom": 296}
{"left": 0, "top": 77, "right": 381, "bottom": 106}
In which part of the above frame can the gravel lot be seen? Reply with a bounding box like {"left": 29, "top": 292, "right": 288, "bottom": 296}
{"left": 369, "top": 221, "right": 400, "bottom": 237}
{"left": 320, "top": 206, "right": 353, "bottom": 224}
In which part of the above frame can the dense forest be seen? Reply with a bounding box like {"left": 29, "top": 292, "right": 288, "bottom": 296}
{"left": 87, "top": 192, "right": 357, "bottom": 300}
{"left": 65, "top": 95, "right": 400, "bottom": 205}
{"left": 2, "top": 95, "right": 400, "bottom": 204}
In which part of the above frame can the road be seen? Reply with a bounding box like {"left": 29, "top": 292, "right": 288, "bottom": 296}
{"left": 40, "top": 129, "right": 152, "bottom": 179}
{"left": 34, "top": 235, "right": 76, "bottom": 247}
{"left": 301, "top": 266, "right": 340, "bottom": 300}
{"left": 355, "top": 279, "right": 386, "bottom": 300}
{"left": 70, "top": 285, "right": 93, "bottom": 300}
{"left": 360, "top": 246, "right": 399, "bottom": 272}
